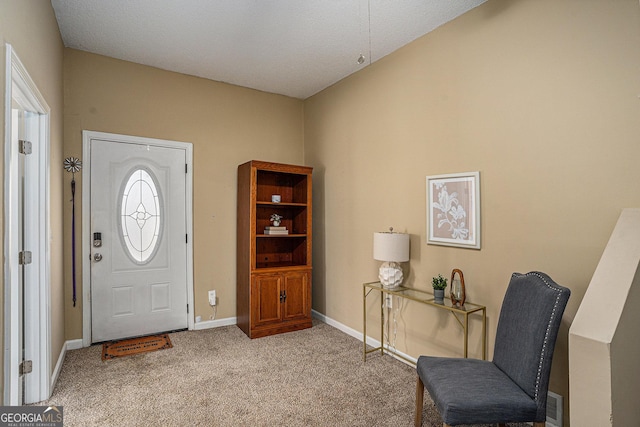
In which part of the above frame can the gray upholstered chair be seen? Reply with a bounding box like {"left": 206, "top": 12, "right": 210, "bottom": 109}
{"left": 415, "top": 271, "right": 570, "bottom": 427}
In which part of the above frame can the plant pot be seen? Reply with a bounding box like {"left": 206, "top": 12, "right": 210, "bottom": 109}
{"left": 434, "top": 289, "right": 445, "bottom": 304}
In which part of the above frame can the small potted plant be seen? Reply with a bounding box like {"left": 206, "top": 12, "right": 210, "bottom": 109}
{"left": 432, "top": 274, "right": 448, "bottom": 304}
{"left": 270, "top": 213, "right": 283, "bottom": 226}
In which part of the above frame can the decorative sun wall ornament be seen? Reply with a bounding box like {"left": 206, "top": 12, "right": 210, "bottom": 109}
{"left": 64, "top": 157, "right": 83, "bottom": 307}
{"left": 64, "top": 157, "right": 82, "bottom": 175}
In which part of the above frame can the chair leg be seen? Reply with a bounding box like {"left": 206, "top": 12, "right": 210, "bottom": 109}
{"left": 415, "top": 376, "right": 424, "bottom": 427}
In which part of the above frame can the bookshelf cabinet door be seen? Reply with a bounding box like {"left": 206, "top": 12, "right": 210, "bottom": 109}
{"left": 283, "top": 271, "right": 311, "bottom": 322}
{"left": 251, "top": 274, "right": 282, "bottom": 327}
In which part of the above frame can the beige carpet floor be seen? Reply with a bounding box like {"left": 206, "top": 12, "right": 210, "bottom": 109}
{"left": 36, "top": 321, "right": 530, "bottom": 426}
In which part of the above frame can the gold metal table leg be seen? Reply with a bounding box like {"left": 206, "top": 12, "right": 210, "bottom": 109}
{"left": 463, "top": 313, "right": 469, "bottom": 358}
{"left": 363, "top": 285, "right": 367, "bottom": 361}
{"left": 482, "top": 308, "right": 487, "bottom": 360}
{"left": 380, "top": 289, "right": 384, "bottom": 356}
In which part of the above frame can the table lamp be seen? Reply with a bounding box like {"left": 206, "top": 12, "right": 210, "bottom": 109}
{"left": 373, "top": 228, "right": 410, "bottom": 288}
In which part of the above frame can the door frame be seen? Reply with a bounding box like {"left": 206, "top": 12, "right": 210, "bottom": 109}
{"left": 3, "top": 44, "right": 52, "bottom": 404}
{"left": 81, "top": 131, "right": 194, "bottom": 347}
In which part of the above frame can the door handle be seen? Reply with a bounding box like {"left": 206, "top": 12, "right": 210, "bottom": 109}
{"left": 93, "top": 253, "right": 103, "bottom": 262}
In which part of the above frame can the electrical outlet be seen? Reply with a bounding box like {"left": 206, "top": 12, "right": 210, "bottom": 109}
{"left": 208, "top": 290, "right": 216, "bottom": 306}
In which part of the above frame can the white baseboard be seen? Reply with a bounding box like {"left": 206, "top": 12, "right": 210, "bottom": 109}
{"left": 66, "top": 339, "right": 83, "bottom": 351}
{"left": 51, "top": 344, "right": 66, "bottom": 395}
{"left": 311, "top": 309, "right": 417, "bottom": 365}
{"left": 51, "top": 339, "right": 83, "bottom": 397}
{"left": 312, "top": 309, "right": 364, "bottom": 340}
{"left": 193, "top": 316, "right": 237, "bottom": 330}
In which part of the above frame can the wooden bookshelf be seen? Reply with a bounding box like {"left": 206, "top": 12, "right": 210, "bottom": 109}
{"left": 237, "top": 160, "right": 312, "bottom": 338}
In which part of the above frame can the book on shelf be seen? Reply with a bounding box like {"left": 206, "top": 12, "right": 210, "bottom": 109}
{"left": 264, "top": 229, "right": 289, "bottom": 235}
{"left": 265, "top": 226, "right": 287, "bottom": 231}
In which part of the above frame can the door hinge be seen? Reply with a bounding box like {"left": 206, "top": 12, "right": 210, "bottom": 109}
{"left": 186, "top": 304, "right": 189, "bottom": 314}
{"left": 19, "top": 360, "right": 32, "bottom": 375}
{"left": 19, "top": 139, "right": 32, "bottom": 155}
{"left": 185, "top": 163, "right": 188, "bottom": 173}
{"left": 186, "top": 234, "right": 188, "bottom": 244}
{"left": 19, "top": 251, "right": 32, "bottom": 265}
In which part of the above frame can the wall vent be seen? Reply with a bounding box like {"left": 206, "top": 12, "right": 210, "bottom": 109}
{"left": 546, "top": 390, "right": 563, "bottom": 427}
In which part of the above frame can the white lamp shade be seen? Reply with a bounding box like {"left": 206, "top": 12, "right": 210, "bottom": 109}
{"left": 373, "top": 232, "right": 410, "bottom": 262}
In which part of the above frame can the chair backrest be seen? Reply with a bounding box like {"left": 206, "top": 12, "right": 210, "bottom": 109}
{"left": 492, "top": 271, "right": 570, "bottom": 420}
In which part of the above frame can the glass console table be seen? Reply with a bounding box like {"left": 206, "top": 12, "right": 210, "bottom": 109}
{"left": 363, "top": 281, "right": 487, "bottom": 364}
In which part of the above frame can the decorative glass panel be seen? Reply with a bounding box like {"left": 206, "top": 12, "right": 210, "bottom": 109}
{"left": 120, "top": 168, "right": 162, "bottom": 264}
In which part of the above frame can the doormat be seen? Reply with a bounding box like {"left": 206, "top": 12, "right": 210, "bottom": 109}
{"left": 102, "top": 334, "right": 172, "bottom": 361}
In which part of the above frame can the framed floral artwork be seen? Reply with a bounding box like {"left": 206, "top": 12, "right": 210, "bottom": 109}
{"left": 426, "top": 171, "right": 480, "bottom": 249}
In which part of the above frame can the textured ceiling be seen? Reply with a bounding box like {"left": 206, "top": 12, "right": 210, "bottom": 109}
{"left": 51, "top": 0, "right": 486, "bottom": 99}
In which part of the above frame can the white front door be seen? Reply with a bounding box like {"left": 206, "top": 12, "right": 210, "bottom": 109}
{"left": 90, "top": 138, "right": 189, "bottom": 342}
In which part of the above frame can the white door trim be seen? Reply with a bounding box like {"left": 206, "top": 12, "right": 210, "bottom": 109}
{"left": 3, "top": 43, "right": 52, "bottom": 404}
{"left": 82, "top": 131, "right": 194, "bottom": 347}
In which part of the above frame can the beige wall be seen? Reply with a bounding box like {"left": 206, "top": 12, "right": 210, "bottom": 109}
{"left": 63, "top": 49, "right": 304, "bottom": 339}
{"left": 2, "top": 0, "right": 639, "bottom": 421}
{"left": 304, "top": 0, "right": 640, "bottom": 424}
{"left": 0, "top": 0, "right": 65, "bottom": 397}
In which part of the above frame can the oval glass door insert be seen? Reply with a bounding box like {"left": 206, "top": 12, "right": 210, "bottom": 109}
{"left": 120, "top": 168, "right": 162, "bottom": 264}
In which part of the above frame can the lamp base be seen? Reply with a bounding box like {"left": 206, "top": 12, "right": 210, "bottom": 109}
{"left": 379, "top": 261, "right": 404, "bottom": 288}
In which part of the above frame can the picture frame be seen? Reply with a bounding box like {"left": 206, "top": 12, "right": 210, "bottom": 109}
{"left": 426, "top": 171, "right": 480, "bottom": 249}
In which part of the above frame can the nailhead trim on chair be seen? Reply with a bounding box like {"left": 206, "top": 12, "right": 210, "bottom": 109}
{"left": 518, "top": 271, "right": 564, "bottom": 401}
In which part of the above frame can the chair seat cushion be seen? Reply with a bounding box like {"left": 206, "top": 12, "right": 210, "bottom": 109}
{"left": 417, "top": 356, "right": 538, "bottom": 426}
